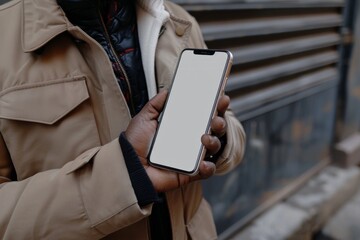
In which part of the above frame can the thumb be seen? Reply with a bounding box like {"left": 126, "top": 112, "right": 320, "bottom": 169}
{"left": 143, "top": 90, "right": 168, "bottom": 120}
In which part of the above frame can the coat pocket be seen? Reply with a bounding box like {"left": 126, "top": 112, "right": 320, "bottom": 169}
{"left": 186, "top": 198, "right": 218, "bottom": 240}
{"left": 0, "top": 77, "right": 89, "bottom": 124}
{"left": 0, "top": 77, "right": 101, "bottom": 180}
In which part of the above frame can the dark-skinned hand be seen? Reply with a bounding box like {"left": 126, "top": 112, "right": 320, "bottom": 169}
{"left": 125, "top": 90, "right": 230, "bottom": 193}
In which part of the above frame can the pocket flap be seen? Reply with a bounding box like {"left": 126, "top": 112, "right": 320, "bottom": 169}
{"left": 0, "top": 78, "right": 89, "bottom": 125}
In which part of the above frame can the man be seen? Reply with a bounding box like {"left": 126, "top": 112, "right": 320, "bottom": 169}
{"left": 0, "top": 0, "right": 245, "bottom": 239}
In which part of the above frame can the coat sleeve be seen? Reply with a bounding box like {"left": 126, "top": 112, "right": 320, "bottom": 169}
{"left": 215, "top": 111, "right": 246, "bottom": 175}
{"left": 0, "top": 134, "right": 152, "bottom": 239}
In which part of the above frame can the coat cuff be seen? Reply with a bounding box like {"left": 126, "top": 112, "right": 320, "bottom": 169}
{"left": 215, "top": 111, "right": 246, "bottom": 175}
{"left": 119, "top": 132, "right": 159, "bottom": 207}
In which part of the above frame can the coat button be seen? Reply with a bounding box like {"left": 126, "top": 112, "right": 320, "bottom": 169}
{"left": 175, "top": 26, "right": 186, "bottom": 36}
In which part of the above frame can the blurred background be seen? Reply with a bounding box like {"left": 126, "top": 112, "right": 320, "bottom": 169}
{"left": 170, "top": 0, "right": 360, "bottom": 239}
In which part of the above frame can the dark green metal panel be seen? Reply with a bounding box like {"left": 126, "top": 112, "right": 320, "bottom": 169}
{"left": 338, "top": 0, "right": 360, "bottom": 139}
{"left": 0, "top": 0, "right": 10, "bottom": 5}
{"left": 172, "top": 0, "right": 344, "bottom": 10}
{"left": 171, "top": 0, "right": 345, "bottom": 237}
{"left": 203, "top": 87, "right": 337, "bottom": 237}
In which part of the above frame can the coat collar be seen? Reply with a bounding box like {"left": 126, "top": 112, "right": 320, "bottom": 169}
{"left": 22, "top": 0, "right": 69, "bottom": 52}
{"left": 21, "top": 0, "right": 190, "bottom": 100}
{"left": 21, "top": 0, "right": 168, "bottom": 53}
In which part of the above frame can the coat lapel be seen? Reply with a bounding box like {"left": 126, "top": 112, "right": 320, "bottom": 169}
{"left": 155, "top": 5, "right": 192, "bottom": 91}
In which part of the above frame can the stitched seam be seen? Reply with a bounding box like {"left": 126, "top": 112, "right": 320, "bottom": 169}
{"left": 74, "top": 168, "right": 105, "bottom": 237}
{"left": 169, "top": 14, "right": 191, "bottom": 25}
{"left": 0, "top": 76, "right": 86, "bottom": 97}
{"left": 92, "top": 202, "right": 139, "bottom": 228}
{"left": 0, "top": 94, "right": 89, "bottom": 124}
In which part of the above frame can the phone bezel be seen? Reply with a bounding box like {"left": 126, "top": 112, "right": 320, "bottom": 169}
{"left": 147, "top": 48, "right": 233, "bottom": 176}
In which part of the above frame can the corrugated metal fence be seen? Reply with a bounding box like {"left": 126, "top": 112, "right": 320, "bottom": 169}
{"left": 171, "top": 0, "right": 347, "bottom": 238}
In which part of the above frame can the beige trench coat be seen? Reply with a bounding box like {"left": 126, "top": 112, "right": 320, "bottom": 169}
{"left": 0, "top": 0, "right": 246, "bottom": 239}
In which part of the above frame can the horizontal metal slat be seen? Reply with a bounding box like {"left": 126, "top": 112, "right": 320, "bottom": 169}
{"left": 227, "top": 51, "right": 339, "bottom": 90}
{"left": 173, "top": 0, "right": 344, "bottom": 10}
{"left": 231, "top": 68, "right": 338, "bottom": 120}
{"left": 230, "top": 32, "right": 340, "bottom": 64}
{"left": 200, "top": 14, "right": 342, "bottom": 41}
{"left": 182, "top": 1, "right": 344, "bottom": 12}
{"left": 174, "top": 0, "right": 344, "bottom": 2}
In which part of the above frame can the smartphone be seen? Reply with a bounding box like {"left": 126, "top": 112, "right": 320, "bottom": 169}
{"left": 148, "top": 49, "right": 233, "bottom": 175}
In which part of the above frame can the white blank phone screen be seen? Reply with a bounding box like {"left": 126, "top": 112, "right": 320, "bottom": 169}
{"left": 149, "top": 50, "right": 229, "bottom": 173}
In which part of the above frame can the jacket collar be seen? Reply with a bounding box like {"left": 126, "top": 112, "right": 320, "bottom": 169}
{"left": 21, "top": 0, "right": 168, "bottom": 53}
{"left": 22, "top": 0, "right": 69, "bottom": 52}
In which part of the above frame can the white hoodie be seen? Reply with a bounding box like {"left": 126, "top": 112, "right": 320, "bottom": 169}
{"left": 137, "top": 0, "right": 170, "bottom": 98}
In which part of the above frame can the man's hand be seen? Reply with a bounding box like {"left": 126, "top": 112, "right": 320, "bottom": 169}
{"left": 125, "top": 91, "right": 229, "bottom": 193}
{"left": 202, "top": 94, "right": 230, "bottom": 158}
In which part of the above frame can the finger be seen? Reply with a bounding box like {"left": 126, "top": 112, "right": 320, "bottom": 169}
{"left": 145, "top": 90, "right": 168, "bottom": 119}
{"left": 201, "top": 134, "right": 221, "bottom": 155}
{"left": 211, "top": 116, "right": 227, "bottom": 137}
{"left": 146, "top": 164, "right": 190, "bottom": 192}
{"left": 189, "top": 161, "right": 216, "bottom": 182}
{"left": 199, "top": 161, "right": 216, "bottom": 178}
{"left": 217, "top": 94, "right": 230, "bottom": 117}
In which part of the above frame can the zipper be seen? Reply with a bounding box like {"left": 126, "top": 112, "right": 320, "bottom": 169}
{"left": 97, "top": 5, "right": 136, "bottom": 115}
